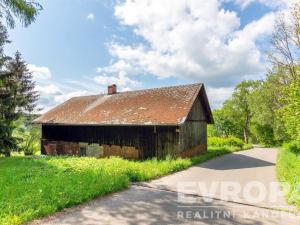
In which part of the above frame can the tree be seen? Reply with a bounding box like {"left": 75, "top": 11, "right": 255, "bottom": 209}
{"left": 0, "top": 1, "right": 41, "bottom": 156}
{"left": 277, "top": 79, "right": 300, "bottom": 141}
{"left": 223, "top": 81, "right": 259, "bottom": 143}
{"left": 268, "top": 3, "right": 300, "bottom": 82}
{"left": 266, "top": 3, "right": 300, "bottom": 143}
{"left": 0, "top": 52, "right": 38, "bottom": 156}
{"left": 0, "top": 0, "right": 42, "bottom": 28}
{"left": 208, "top": 109, "right": 237, "bottom": 138}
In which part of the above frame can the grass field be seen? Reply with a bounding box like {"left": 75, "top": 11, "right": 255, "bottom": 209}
{"left": 277, "top": 143, "right": 300, "bottom": 210}
{"left": 0, "top": 145, "right": 247, "bottom": 225}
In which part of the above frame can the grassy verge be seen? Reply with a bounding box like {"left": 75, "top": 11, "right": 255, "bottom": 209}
{"left": 0, "top": 146, "right": 247, "bottom": 225}
{"left": 277, "top": 143, "right": 300, "bottom": 209}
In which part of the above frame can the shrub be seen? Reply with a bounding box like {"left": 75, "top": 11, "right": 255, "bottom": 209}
{"left": 208, "top": 137, "right": 226, "bottom": 147}
{"left": 23, "top": 140, "right": 40, "bottom": 156}
{"left": 12, "top": 117, "right": 41, "bottom": 156}
{"left": 226, "top": 136, "right": 244, "bottom": 148}
{"left": 284, "top": 141, "right": 300, "bottom": 154}
{"left": 208, "top": 136, "right": 244, "bottom": 148}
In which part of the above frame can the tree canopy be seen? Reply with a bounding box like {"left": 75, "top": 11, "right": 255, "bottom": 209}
{"left": 0, "top": 0, "right": 42, "bottom": 28}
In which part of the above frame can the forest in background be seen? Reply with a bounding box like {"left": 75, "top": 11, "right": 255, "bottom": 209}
{"left": 209, "top": 4, "right": 300, "bottom": 148}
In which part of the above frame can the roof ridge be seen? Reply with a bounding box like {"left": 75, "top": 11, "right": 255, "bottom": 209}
{"left": 121, "top": 82, "right": 203, "bottom": 94}
{"left": 71, "top": 82, "right": 203, "bottom": 99}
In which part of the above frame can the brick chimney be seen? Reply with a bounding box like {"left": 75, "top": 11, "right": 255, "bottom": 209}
{"left": 108, "top": 84, "right": 117, "bottom": 95}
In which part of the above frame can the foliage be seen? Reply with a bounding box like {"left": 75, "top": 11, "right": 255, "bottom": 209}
{"left": 269, "top": 14, "right": 300, "bottom": 200}
{"left": 0, "top": 23, "right": 11, "bottom": 156}
{"left": 0, "top": 0, "right": 42, "bottom": 28}
{"left": 277, "top": 145, "right": 300, "bottom": 209}
{"left": 0, "top": 145, "right": 243, "bottom": 225}
{"left": 210, "top": 81, "right": 260, "bottom": 143}
{"left": 208, "top": 109, "right": 238, "bottom": 137}
{"left": 283, "top": 141, "right": 300, "bottom": 154}
{"left": 268, "top": 3, "right": 300, "bottom": 82}
{"left": 250, "top": 124, "right": 275, "bottom": 146}
{"left": 0, "top": 0, "right": 41, "bottom": 157}
{"left": 12, "top": 115, "right": 40, "bottom": 155}
{"left": 0, "top": 52, "right": 38, "bottom": 156}
{"left": 277, "top": 79, "right": 300, "bottom": 141}
{"left": 208, "top": 136, "right": 245, "bottom": 149}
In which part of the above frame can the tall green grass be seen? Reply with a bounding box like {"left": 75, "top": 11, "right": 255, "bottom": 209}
{"left": 0, "top": 146, "right": 242, "bottom": 225}
{"left": 277, "top": 142, "right": 300, "bottom": 209}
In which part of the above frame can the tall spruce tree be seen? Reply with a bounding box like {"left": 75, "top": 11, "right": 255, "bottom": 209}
{"left": 0, "top": 22, "right": 10, "bottom": 156}
{"left": 0, "top": 1, "right": 41, "bottom": 156}
{"left": 0, "top": 52, "right": 38, "bottom": 156}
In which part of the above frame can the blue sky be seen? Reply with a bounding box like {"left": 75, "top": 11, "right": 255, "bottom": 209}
{"left": 4, "top": 0, "right": 291, "bottom": 112}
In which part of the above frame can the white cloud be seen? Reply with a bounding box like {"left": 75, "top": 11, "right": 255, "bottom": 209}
{"left": 35, "top": 84, "right": 62, "bottom": 96}
{"left": 96, "top": 0, "right": 277, "bottom": 88}
{"left": 93, "top": 71, "right": 141, "bottom": 91}
{"left": 27, "top": 64, "right": 51, "bottom": 80}
{"left": 27, "top": 64, "right": 91, "bottom": 113}
{"left": 96, "top": 59, "right": 141, "bottom": 75}
{"left": 86, "top": 13, "right": 95, "bottom": 21}
{"left": 32, "top": 0, "right": 293, "bottom": 112}
{"left": 53, "top": 90, "right": 87, "bottom": 105}
{"left": 206, "top": 86, "right": 235, "bottom": 108}
{"left": 35, "top": 83, "right": 89, "bottom": 113}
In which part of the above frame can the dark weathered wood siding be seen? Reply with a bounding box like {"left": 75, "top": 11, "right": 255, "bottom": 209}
{"left": 42, "top": 125, "right": 179, "bottom": 159}
{"left": 178, "top": 94, "right": 207, "bottom": 153}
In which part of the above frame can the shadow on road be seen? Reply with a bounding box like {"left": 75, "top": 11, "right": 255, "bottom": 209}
{"left": 197, "top": 154, "right": 274, "bottom": 170}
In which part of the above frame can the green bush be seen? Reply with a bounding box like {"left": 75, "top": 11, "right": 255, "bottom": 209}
{"left": 12, "top": 117, "right": 41, "bottom": 156}
{"left": 208, "top": 136, "right": 244, "bottom": 148}
{"left": 208, "top": 137, "right": 226, "bottom": 147}
{"left": 226, "top": 136, "right": 244, "bottom": 148}
{"left": 251, "top": 123, "right": 276, "bottom": 146}
{"left": 284, "top": 141, "right": 300, "bottom": 154}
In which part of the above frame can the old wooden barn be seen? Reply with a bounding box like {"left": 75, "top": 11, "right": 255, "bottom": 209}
{"left": 34, "top": 83, "right": 213, "bottom": 160}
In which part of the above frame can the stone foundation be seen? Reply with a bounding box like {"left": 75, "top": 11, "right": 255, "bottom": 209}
{"left": 179, "top": 143, "right": 207, "bottom": 158}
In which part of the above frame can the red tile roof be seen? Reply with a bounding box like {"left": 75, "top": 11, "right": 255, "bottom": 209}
{"left": 34, "top": 83, "right": 213, "bottom": 126}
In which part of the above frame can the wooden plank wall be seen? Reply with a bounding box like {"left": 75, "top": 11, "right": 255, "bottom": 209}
{"left": 178, "top": 95, "right": 207, "bottom": 153}
{"left": 42, "top": 125, "right": 179, "bottom": 159}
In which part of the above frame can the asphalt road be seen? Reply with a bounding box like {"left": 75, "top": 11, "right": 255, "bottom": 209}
{"left": 33, "top": 148, "right": 300, "bottom": 225}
